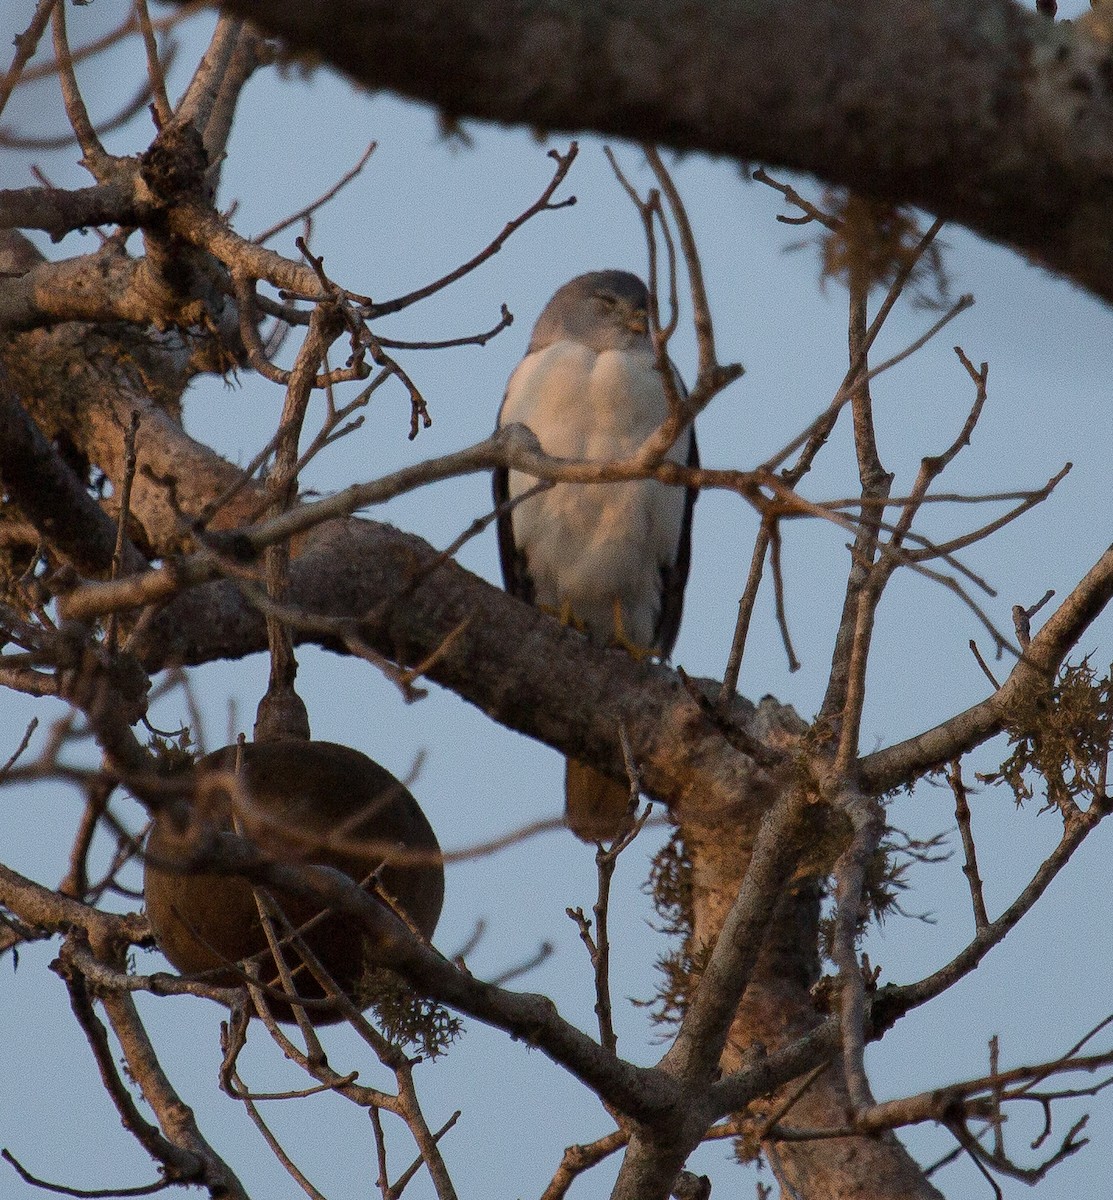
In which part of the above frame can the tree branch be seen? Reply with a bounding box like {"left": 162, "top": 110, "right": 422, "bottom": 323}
{"left": 860, "top": 542, "right": 1113, "bottom": 792}
{"left": 199, "top": 0, "right": 1113, "bottom": 307}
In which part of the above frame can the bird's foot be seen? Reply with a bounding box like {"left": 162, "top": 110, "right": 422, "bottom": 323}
{"left": 539, "top": 599, "right": 590, "bottom": 635}
{"left": 609, "top": 596, "right": 655, "bottom": 661}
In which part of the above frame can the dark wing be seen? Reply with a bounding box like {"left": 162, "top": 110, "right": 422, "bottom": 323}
{"left": 653, "top": 424, "right": 699, "bottom": 659}
{"left": 493, "top": 398, "right": 536, "bottom": 604}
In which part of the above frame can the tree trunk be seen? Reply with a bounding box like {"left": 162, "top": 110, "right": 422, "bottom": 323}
{"left": 684, "top": 798, "right": 943, "bottom": 1199}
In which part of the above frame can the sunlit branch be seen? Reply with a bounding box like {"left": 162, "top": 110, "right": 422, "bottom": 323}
{"left": 861, "top": 542, "right": 1113, "bottom": 791}
{"left": 948, "top": 760, "right": 990, "bottom": 931}
{"left": 51, "top": 0, "right": 116, "bottom": 180}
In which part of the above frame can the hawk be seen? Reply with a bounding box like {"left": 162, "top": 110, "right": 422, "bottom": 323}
{"left": 494, "top": 270, "right": 698, "bottom": 840}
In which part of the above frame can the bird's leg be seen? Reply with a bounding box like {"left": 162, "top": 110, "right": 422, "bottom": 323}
{"left": 559, "top": 597, "right": 582, "bottom": 630}
{"left": 537, "top": 598, "right": 590, "bottom": 634}
{"left": 610, "top": 596, "right": 654, "bottom": 661}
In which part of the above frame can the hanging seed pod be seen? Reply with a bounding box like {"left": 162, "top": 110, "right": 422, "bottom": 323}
{"left": 144, "top": 740, "right": 443, "bottom": 1025}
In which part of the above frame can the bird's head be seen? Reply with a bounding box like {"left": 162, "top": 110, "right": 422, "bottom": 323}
{"left": 528, "top": 269, "right": 652, "bottom": 354}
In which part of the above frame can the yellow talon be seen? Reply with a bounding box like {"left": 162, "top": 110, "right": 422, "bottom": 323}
{"left": 610, "top": 596, "right": 654, "bottom": 661}
{"left": 559, "top": 597, "right": 581, "bottom": 630}
{"left": 539, "top": 599, "right": 589, "bottom": 634}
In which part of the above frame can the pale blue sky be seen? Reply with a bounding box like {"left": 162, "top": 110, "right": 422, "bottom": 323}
{"left": 2, "top": 3, "right": 1112, "bottom": 1197}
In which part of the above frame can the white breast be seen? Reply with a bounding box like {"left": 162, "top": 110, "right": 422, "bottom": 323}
{"left": 499, "top": 339, "right": 690, "bottom": 648}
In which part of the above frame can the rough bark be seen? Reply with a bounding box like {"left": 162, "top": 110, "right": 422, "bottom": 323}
{"left": 686, "top": 829, "right": 943, "bottom": 1198}
{"left": 6, "top": 276, "right": 1108, "bottom": 1198}
{"left": 5, "top": 7, "right": 1113, "bottom": 1193}
{"left": 0, "top": 267, "right": 918, "bottom": 1196}
{"left": 203, "top": 0, "right": 1113, "bottom": 307}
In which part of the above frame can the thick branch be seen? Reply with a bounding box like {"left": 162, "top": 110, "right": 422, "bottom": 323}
{"left": 128, "top": 515, "right": 773, "bottom": 822}
{"left": 0, "top": 364, "right": 145, "bottom": 577}
{"left": 659, "top": 786, "right": 811, "bottom": 1084}
{"left": 0, "top": 178, "right": 149, "bottom": 241}
{"left": 202, "top": 0, "right": 1113, "bottom": 306}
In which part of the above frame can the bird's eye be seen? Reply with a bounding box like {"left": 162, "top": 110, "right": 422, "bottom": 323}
{"left": 596, "top": 293, "right": 617, "bottom": 310}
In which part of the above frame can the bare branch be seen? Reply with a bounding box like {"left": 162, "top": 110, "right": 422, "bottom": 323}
{"left": 1013, "top": 587, "right": 1057, "bottom": 649}
{"left": 717, "top": 518, "right": 772, "bottom": 704}
{"left": 254, "top": 141, "right": 377, "bottom": 244}
{"left": 948, "top": 760, "right": 990, "bottom": 932}
{"left": 0, "top": 70, "right": 164, "bottom": 151}
{"left": 753, "top": 167, "right": 841, "bottom": 232}
{"left": 0, "top": 0, "right": 57, "bottom": 123}
{"left": 51, "top": 0, "right": 117, "bottom": 181}
{"left": 226, "top": 1064, "right": 329, "bottom": 1200}
{"left": 829, "top": 788, "right": 886, "bottom": 1111}
{"left": 1, "top": 1149, "right": 174, "bottom": 1199}
{"left": 367, "top": 143, "right": 578, "bottom": 316}
{"left": 875, "top": 799, "right": 1110, "bottom": 1029}
{"left": 659, "top": 786, "right": 811, "bottom": 1085}
{"left": 134, "top": 0, "right": 173, "bottom": 128}
{"left": 0, "top": 179, "right": 148, "bottom": 243}
{"left": 205, "top": 0, "right": 1113, "bottom": 306}
{"left": 10, "top": 8, "right": 191, "bottom": 88}
{"left": 861, "top": 542, "right": 1113, "bottom": 792}
{"left": 0, "top": 360, "right": 146, "bottom": 576}
{"left": 539, "top": 1129, "right": 629, "bottom": 1200}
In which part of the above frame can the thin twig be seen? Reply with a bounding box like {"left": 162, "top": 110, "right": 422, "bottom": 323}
{"left": 386, "top": 1109, "right": 461, "bottom": 1200}
{"left": 603, "top": 150, "right": 684, "bottom": 423}
{"left": 876, "top": 803, "right": 1110, "bottom": 1027}
{"left": 1, "top": 1149, "right": 173, "bottom": 1199}
{"left": 371, "top": 302, "right": 513, "bottom": 351}
{"left": 767, "top": 520, "right": 800, "bottom": 673}
{"left": 969, "top": 640, "right": 1002, "bottom": 689}
{"left": 51, "top": 0, "right": 114, "bottom": 179}
{"left": 0, "top": 717, "right": 38, "bottom": 777}
{"left": 370, "top": 1107, "right": 392, "bottom": 1200}
{"left": 1013, "top": 587, "right": 1056, "bottom": 649}
{"left": 0, "top": 0, "right": 57, "bottom": 122}
{"left": 753, "top": 167, "right": 842, "bottom": 232}
{"left": 13, "top": 7, "right": 190, "bottom": 87}
{"left": 58, "top": 777, "right": 115, "bottom": 901}
{"left": 105, "top": 412, "right": 140, "bottom": 654}
{"left": 254, "top": 141, "right": 377, "bottom": 244}
{"left": 989, "top": 1035, "right": 1005, "bottom": 1158}
{"left": 823, "top": 260, "right": 891, "bottom": 747}
{"left": 0, "top": 68, "right": 170, "bottom": 149}
{"left": 948, "top": 760, "right": 990, "bottom": 931}
{"left": 365, "top": 144, "right": 578, "bottom": 317}
{"left": 717, "top": 520, "right": 773, "bottom": 704}
{"left": 485, "top": 939, "right": 555, "bottom": 987}
{"left": 765, "top": 239, "right": 959, "bottom": 476}
{"left": 645, "top": 145, "right": 721, "bottom": 388}
{"left": 134, "top": 0, "right": 172, "bottom": 126}
{"left": 234, "top": 1081, "right": 328, "bottom": 1199}
{"left": 539, "top": 1129, "right": 630, "bottom": 1200}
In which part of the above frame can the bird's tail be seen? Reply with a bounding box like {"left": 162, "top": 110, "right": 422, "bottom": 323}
{"left": 564, "top": 757, "right": 635, "bottom": 843}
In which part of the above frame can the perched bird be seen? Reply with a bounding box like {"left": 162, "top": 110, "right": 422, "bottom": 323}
{"left": 494, "top": 270, "right": 698, "bottom": 841}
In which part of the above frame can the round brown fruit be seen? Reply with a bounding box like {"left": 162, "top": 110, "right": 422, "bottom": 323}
{"left": 144, "top": 740, "right": 443, "bottom": 1025}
